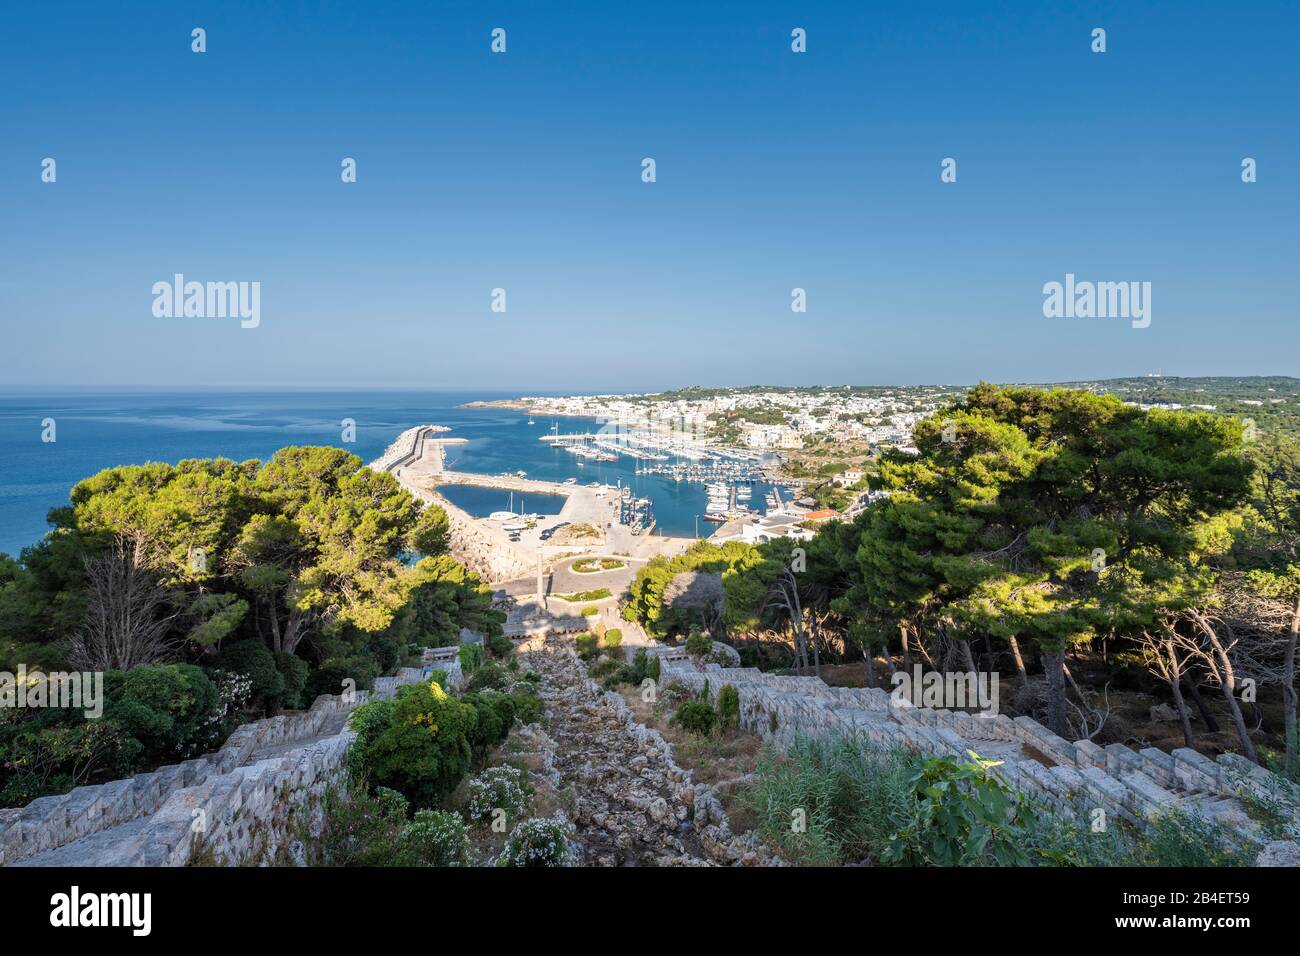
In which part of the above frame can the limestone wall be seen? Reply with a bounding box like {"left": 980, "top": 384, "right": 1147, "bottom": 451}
{"left": 428, "top": 488, "right": 536, "bottom": 583}
{"left": 660, "top": 660, "right": 1300, "bottom": 865}
{"left": 1, "top": 667, "right": 427, "bottom": 867}
{"left": 370, "top": 425, "right": 434, "bottom": 472}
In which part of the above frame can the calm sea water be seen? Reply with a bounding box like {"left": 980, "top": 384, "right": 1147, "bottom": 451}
{"left": 0, "top": 389, "right": 783, "bottom": 556}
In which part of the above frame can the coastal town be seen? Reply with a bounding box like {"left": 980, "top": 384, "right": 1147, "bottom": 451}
{"left": 470, "top": 384, "right": 960, "bottom": 454}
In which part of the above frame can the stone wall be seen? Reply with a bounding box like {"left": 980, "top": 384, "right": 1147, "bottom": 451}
{"left": 428, "top": 489, "right": 536, "bottom": 583}
{"left": 659, "top": 660, "right": 1300, "bottom": 866}
{"left": 369, "top": 425, "right": 433, "bottom": 472}
{"left": 1, "top": 668, "right": 428, "bottom": 867}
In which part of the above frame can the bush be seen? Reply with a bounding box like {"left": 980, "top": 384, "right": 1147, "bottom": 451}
{"left": 684, "top": 628, "right": 711, "bottom": 658}
{"left": 882, "top": 753, "right": 1039, "bottom": 866}
{"left": 465, "top": 765, "right": 534, "bottom": 826}
{"left": 316, "top": 786, "right": 411, "bottom": 866}
{"left": 103, "top": 664, "right": 227, "bottom": 765}
{"left": 0, "top": 721, "right": 132, "bottom": 807}
{"left": 603, "top": 628, "right": 622, "bottom": 647}
{"left": 463, "top": 660, "right": 510, "bottom": 692}
{"left": 395, "top": 809, "right": 470, "bottom": 866}
{"left": 459, "top": 643, "right": 484, "bottom": 674}
{"left": 581, "top": 606, "right": 599, "bottom": 617}
{"left": 497, "top": 814, "right": 577, "bottom": 867}
{"left": 318, "top": 788, "right": 469, "bottom": 867}
{"left": 717, "top": 684, "right": 740, "bottom": 732}
{"left": 672, "top": 700, "right": 716, "bottom": 736}
{"left": 211, "top": 640, "right": 283, "bottom": 713}
{"left": 645, "top": 654, "right": 660, "bottom": 683}
{"left": 555, "top": 588, "right": 611, "bottom": 603}
{"left": 347, "top": 681, "right": 477, "bottom": 808}
{"left": 510, "top": 690, "right": 544, "bottom": 725}
{"left": 743, "top": 734, "right": 920, "bottom": 866}
{"left": 574, "top": 633, "right": 599, "bottom": 659}
{"left": 488, "top": 633, "right": 513, "bottom": 657}
{"left": 588, "top": 658, "right": 623, "bottom": 680}
{"left": 462, "top": 690, "right": 515, "bottom": 760}
{"left": 305, "top": 659, "right": 378, "bottom": 702}
{"left": 276, "top": 652, "right": 309, "bottom": 710}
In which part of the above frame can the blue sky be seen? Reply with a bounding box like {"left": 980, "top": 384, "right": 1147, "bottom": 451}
{"left": 2, "top": 1, "right": 1296, "bottom": 391}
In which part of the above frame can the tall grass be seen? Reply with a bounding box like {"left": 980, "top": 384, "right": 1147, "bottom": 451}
{"left": 741, "top": 732, "right": 1257, "bottom": 867}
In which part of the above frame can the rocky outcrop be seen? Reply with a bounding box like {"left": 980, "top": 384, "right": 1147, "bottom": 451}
{"left": 520, "top": 643, "right": 775, "bottom": 866}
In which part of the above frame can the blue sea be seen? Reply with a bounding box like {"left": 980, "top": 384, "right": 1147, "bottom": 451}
{"left": 0, "top": 389, "right": 785, "bottom": 557}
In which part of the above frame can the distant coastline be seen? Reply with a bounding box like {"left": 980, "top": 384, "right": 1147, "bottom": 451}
{"left": 460, "top": 398, "right": 593, "bottom": 419}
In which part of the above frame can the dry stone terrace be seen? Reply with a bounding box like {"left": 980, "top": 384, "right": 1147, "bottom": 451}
{"left": 520, "top": 641, "right": 773, "bottom": 866}
{"left": 655, "top": 658, "right": 1300, "bottom": 865}
{"left": 0, "top": 665, "right": 444, "bottom": 867}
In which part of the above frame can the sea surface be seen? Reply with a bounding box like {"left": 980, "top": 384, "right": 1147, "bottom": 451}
{"left": 0, "top": 389, "right": 785, "bottom": 556}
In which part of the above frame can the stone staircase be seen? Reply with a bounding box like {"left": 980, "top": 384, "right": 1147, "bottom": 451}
{"left": 1, "top": 667, "right": 428, "bottom": 867}
{"left": 659, "top": 660, "right": 1300, "bottom": 864}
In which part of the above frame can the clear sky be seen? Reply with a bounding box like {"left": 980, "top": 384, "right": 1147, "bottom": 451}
{"left": 2, "top": 1, "right": 1296, "bottom": 391}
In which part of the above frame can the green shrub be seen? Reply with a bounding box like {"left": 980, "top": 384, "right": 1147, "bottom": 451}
{"left": 574, "top": 633, "right": 599, "bottom": 658}
{"left": 466, "top": 765, "right": 534, "bottom": 825}
{"left": 740, "top": 733, "right": 1253, "bottom": 868}
{"left": 600, "top": 668, "right": 633, "bottom": 691}
{"left": 463, "top": 660, "right": 509, "bottom": 692}
{"left": 317, "top": 787, "right": 469, "bottom": 867}
{"left": 510, "top": 690, "right": 544, "bottom": 725}
{"left": 717, "top": 684, "right": 740, "bottom": 732}
{"left": 103, "top": 664, "right": 226, "bottom": 765}
{"left": 1128, "top": 810, "right": 1255, "bottom": 867}
{"left": 488, "top": 633, "right": 514, "bottom": 657}
{"left": 603, "top": 628, "right": 622, "bottom": 647}
{"left": 462, "top": 690, "right": 515, "bottom": 761}
{"left": 458, "top": 643, "right": 485, "bottom": 674}
{"left": 684, "top": 628, "right": 711, "bottom": 658}
{"left": 347, "top": 681, "right": 476, "bottom": 808}
{"left": 0, "top": 721, "right": 132, "bottom": 807}
{"left": 672, "top": 700, "right": 716, "bottom": 736}
{"left": 588, "top": 658, "right": 623, "bottom": 680}
{"left": 346, "top": 698, "right": 395, "bottom": 780}
{"left": 395, "top": 809, "right": 470, "bottom": 866}
{"left": 645, "top": 655, "right": 660, "bottom": 683}
{"left": 275, "top": 652, "right": 309, "bottom": 710}
{"left": 316, "top": 786, "right": 411, "bottom": 866}
{"left": 305, "top": 659, "right": 379, "bottom": 702}
{"left": 581, "top": 606, "right": 599, "bottom": 617}
{"left": 882, "top": 752, "right": 1039, "bottom": 866}
{"left": 555, "top": 588, "right": 611, "bottom": 603}
{"left": 211, "top": 640, "right": 283, "bottom": 713}
{"left": 497, "top": 814, "right": 577, "bottom": 867}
